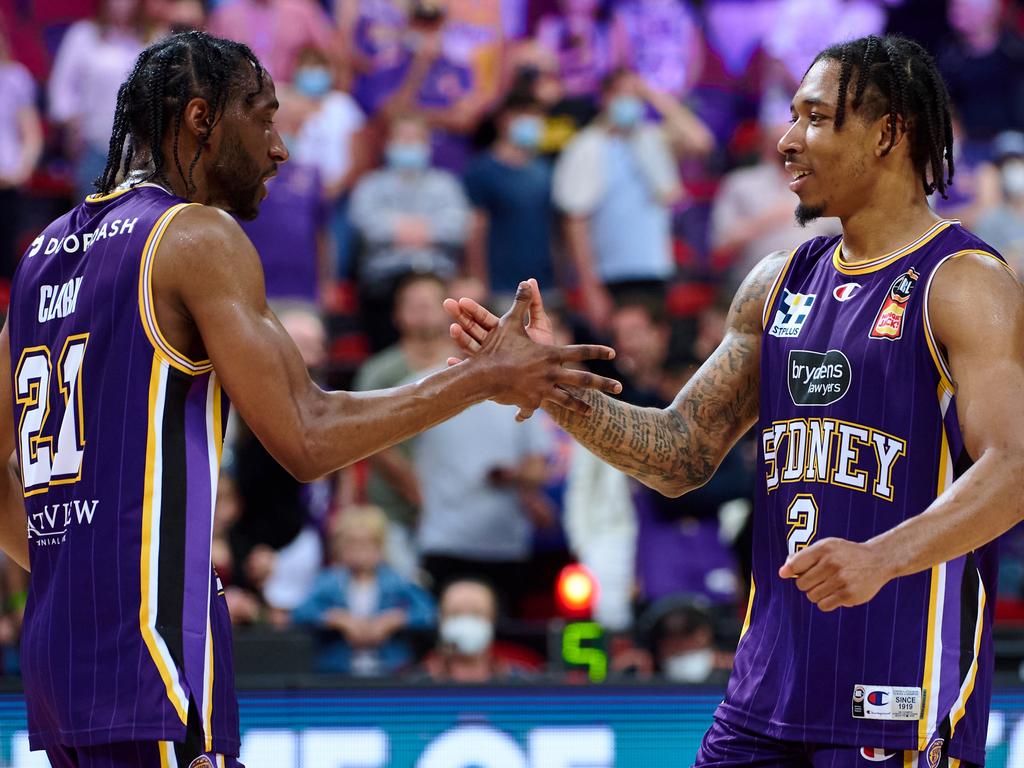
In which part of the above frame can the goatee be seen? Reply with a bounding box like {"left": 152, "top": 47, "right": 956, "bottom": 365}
{"left": 795, "top": 203, "right": 826, "bottom": 227}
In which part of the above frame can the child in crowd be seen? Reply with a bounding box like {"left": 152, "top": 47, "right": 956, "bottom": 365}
{"left": 293, "top": 506, "right": 436, "bottom": 676}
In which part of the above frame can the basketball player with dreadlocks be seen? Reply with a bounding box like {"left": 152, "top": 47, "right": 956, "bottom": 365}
{"left": 0, "top": 31, "right": 621, "bottom": 767}
{"left": 445, "top": 34, "right": 1024, "bottom": 767}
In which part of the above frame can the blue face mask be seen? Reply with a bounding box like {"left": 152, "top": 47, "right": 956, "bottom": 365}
{"left": 509, "top": 115, "right": 543, "bottom": 150}
{"left": 609, "top": 96, "right": 644, "bottom": 129}
{"left": 386, "top": 143, "right": 430, "bottom": 171}
{"left": 294, "top": 67, "right": 332, "bottom": 98}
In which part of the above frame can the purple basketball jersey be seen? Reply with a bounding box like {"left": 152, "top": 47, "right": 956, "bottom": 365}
{"left": 718, "top": 220, "right": 1006, "bottom": 763}
{"left": 8, "top": 184, "right": 239, "bottom": 754}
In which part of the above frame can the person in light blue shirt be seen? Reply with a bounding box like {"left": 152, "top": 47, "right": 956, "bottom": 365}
{"left": 553, "top": 68, "right": 713, "bottom": 332}
{"left": 293, "top": 505, "right": 436, "bottom": 676}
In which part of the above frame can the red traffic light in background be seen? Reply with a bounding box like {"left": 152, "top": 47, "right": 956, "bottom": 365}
{"left": 555, "top": 563, "right": 599, "bottom": 618}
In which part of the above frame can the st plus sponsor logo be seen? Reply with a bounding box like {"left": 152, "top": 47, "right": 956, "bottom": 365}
{"left": 769, "top": 290, "right": 816, "bottom": 338}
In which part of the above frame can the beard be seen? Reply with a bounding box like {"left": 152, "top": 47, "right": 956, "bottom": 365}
{"left": 207, "top": 131, "right": 266, "bottom": 221}
{"left": 795, "top": 203, "right": 826, "bottom": 227}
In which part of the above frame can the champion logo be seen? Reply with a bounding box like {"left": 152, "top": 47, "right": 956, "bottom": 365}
{"left": 860, "top": 747, "right": 896, "bottom": 762}
{"left": 867, "top": 690, "right": 888, "bottom": 706}
{"left": 833, "top": 282, "right": 862, "bottom": 301}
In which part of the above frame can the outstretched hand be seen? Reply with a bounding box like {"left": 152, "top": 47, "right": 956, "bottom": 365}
{"left": 443, "top": 277, "right": 556, "bottom": 361}
{"left": 447, "top": 280, "right": 620, "bottom": 418}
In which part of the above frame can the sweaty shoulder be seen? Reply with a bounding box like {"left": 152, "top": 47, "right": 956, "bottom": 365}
{"left": 149, "top": 203, "right": 268, "bottom": 358}
{"left": 929, "top": 244, "right": 1022, "bottom": 353}
{"left": 157, "top": 203, "right": 264, "bottom": 291}
{"left": 728, "top": 249, "right": 791, "bottom": 336}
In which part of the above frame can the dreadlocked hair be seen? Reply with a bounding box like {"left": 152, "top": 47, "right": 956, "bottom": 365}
{"left": 96, "top": 31, "right": 265, "bottom": 195}
{"left": 812, "top": 35, "right": 955, "bottom": 198}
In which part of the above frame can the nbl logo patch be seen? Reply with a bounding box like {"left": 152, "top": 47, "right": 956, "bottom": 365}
{"left": 769, "top": 290, "right": 817, "bottom": 338}
{"left": 189, "top": 757, "right": 215, "bottom": 768}
{"left": 870, "top": 267, "right": 920, "bottom": 340}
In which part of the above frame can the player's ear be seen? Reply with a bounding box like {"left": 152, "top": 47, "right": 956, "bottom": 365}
{"left": 182, "top": 97, "right": 216, "bottom": 146}
{"left": 876, "top": 113, "right": 908, "bottom": 158}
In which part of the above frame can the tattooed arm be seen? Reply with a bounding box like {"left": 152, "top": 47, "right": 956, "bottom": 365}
{"left": 545, "top": 252, "right": 785, "bottom": 496}
{"left": 445, "top": 252, "right": 788, "bottom": 497}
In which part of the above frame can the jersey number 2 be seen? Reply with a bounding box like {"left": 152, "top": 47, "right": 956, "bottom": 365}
{"left": 15, "top": 335, "right": 89, "bottom": 495}
{"left": 786, "top": 494, "right": 818, "bottom": 556}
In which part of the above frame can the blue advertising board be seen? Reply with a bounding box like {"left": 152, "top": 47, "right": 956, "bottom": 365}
{"left": 2, "top": 688, "right": 1024, "bottom": 766}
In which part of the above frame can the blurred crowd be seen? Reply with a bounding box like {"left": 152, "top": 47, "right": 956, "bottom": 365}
{"left": 2, "top": 0, "right": 1024, "bottom": 682}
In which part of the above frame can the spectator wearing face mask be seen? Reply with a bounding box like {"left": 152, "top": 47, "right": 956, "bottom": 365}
{"left": 419, "top": 579, "right": 539, "bottom": 682}
{"left": 553, "top": 68, "right": 712, "bottom": 332}
{"left": 208, "top": 0, "right": 335, "bottom": 83}
{"left": 634, "top": 595, "right": 731, "bottom": 685}
{"left": 282, "top": 45, "right": 369, "bottom": 278}
{"left": 358, "top": 0, "right": 488, "bottom": 173}
{"left": 293, "top": 505, "right": 436, "bottom": 676}
{"left": 286, "top": 46, "right": 368, "bottom": 201}
{"left": 975, "top": 131, "right": 1024, "bottom": 277}
{"left": 463, "top": 92, "right": 556, "bottom": 305}
{"left": 349, "top": 113, "right": 470, "bottom": 350}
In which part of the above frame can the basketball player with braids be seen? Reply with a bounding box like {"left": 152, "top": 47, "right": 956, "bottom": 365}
{"left": 0, "top": 32, "right": 621, "bottom": 767}
{"left": 446, "top": 35, "right": 1024, "bottom": 767}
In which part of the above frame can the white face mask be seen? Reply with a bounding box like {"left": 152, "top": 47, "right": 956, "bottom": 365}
{"left": 1002, "top": 161, "right": 1024, "bottom": 198}
{"left": 663, "top": 648, "right": 715, "bottom": 683}
{"left": 440, "top": 614, "right": 493, "bottom": 655}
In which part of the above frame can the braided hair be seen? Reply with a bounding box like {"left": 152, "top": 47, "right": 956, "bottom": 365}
{"left": 96, "top": 31, "right": 265, "bottom": 195}
{"left": 812, "top": 35, "right": 955, "bottom": 198}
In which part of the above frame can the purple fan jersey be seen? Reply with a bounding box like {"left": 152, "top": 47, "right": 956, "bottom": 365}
{"left": 718, "top": 219, "right": 1009, "bottom": 763}
{"left": 8, "top": 184, "right": 239, "bottom": 754}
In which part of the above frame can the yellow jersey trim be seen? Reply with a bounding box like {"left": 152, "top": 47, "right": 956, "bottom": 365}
{"left": 948, "top": 580, "right": 987, "bottom": 742}
{"left": 918, "top": 422, "right": 953, "bottom": 749}
{"left": 832, "top": 220, "right": 959, "bottom": 276}
{"left": 84, "top": 182, "right": 169, "bottom": 205}
{"left": 137, "top": 203, "right": 213, "bottom": 376}
{"left": 140, "top": 355, "right": 190, "bottom": 726}
{"left": 739, "top": 578, "right": 756, "bottom": 640}
{"left": 204, "top": 618, "right": 215, "bottom": 752}
{"left": 918, "top": 562, "right": 942, "bottom": 748}
{"left": 922, "top": 249, "right": 1010, "bottom": 395}
{"left": 761, "top": 249, "right": 798, "bottom": 331}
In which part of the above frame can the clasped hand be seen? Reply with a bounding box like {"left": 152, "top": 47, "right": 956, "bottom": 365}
{"left": 448, "top": 279, "right": 621, "bottom": 417}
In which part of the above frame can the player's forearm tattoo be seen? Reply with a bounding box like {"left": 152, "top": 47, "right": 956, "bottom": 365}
{"left": 549, "top": 252, "right": 784, "bottom": 495}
